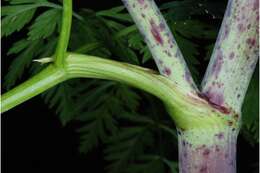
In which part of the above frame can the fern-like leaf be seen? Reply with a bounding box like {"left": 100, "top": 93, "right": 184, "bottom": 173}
{"left": 28, "top": 9, "right": 61, "bottom": 40}
{"left": 1, "top": 7, "right": 36, "bottom": 37}
{"left": 4, "top": 39, "right": 44, "bottom": 89}
{"left": 241, "top": 65, "right": 259, "bottom": 145}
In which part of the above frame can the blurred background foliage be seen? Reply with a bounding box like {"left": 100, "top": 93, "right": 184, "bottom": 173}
{"left": 2, "top": 0, "right": 258, "bottom": 173}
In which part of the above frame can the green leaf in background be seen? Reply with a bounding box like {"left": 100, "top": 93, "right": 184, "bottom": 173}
{"left": 241, "top": 64, "right": 259, "bottom": 145}
{"left": 172, "top": 20, "right": 217, "bottom": 39}
{"left": 105, "top": 126, "right": 154, "bottom": 173}
{"left": 7, "top": 39, "right": 31, "bottom": 55}
{"left": 42, "top": 81, "right": 76, "bottom": 125}
{"left": 96, "top": 6, "right": 132, "bottom": 23}
{"left": 8, "top": 0, "right": 47, "bottom": 4}
{"left": 161, "top": 0, "right": 225, "bottom": 20}
{"left": 3, "top": 1, "right": 61, "bottom": 89}
{"left": 4, "top": 39, "right": 44, "bottom": 89}
{"left": 1, "top": 7, "right": 36, "bottom": 37}
{"left": 28, "top": 9, "right": 61, "bottom": 40}
{"left": 50, "top": 81, "right": 141, "bottom": 154}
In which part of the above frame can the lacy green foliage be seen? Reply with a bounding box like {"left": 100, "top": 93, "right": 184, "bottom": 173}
{"left": 75, "top": 82, "right": 140, "bottom": 152}
{"left": 42, "top": 82, "right": 76, "bottom": 125}
{"left": 4, "top": 39, "right": 44, "bottom": 89}
{"left": 161, "top": 0, "right": 226, "bottom": 20}
{"left": 104, "top": 111, "right": 178, "bottom": 173}
{"left": 1, "top": 0, "right": 59, "bottom": 37}
{"left": 2, "top": 0, "right": 61, "bottom": 89}
{"left": 70, "top": 7, "right": 139, "bottom": 64}
{"left": 28, "top": 9, "right": 61, "bottom": 40}
{"left": 2, "top": 0, "right": 259, "bottom": 172}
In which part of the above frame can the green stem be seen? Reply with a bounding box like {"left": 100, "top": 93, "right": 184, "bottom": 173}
{"left": 64, "top": 53, "right": 235, "bottom": 131}
{"left": 1, "top": 65, "right": 66, "bottom": 113}
{"left": 2, "top": 53, "right": 234, "bottom": 132}
{"left": 54, "top": 0, "right": 72, "bottom": 67}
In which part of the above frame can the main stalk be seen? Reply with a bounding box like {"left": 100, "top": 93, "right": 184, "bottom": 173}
{"left": 178, "top": 127, "right": 238, "bottom": 173}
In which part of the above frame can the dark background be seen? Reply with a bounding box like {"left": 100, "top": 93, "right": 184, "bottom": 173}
{"left": 2, "top": 0, "right": 258, "bottom": 173}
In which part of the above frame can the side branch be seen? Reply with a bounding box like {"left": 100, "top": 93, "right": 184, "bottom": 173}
{"left": 1, "top": 65, "right": 66, "bottom": 113}
{"left": 121, "top": 0, "right": 198, "bottom": 94}
{"left": 54, "top": 0, "right": 72, "bottom": 67}
{"left": 65, "top": 53, "right": 229, "bottom": 130}
{"left": 2, "top": 53, "right": 227, "bottom": 130}
{"left": 201, "top": 0, "right": 259, "bottom": 113}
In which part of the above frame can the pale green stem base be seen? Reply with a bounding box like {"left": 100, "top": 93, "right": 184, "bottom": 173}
{"left": 178, "top": 127, "right": 238, "bottom": 173}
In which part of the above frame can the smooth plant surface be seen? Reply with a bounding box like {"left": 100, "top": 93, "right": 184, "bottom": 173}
{"left": 1, "top": 0, "right": 259, "bottom": 173}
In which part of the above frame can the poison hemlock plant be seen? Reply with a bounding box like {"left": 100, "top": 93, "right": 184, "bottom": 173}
{"left": 1, "top": 0, "right": 259, "bottom": 173}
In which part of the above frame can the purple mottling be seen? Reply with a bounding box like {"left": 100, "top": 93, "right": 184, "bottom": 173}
{"left": 212, "top": 51, "right": 223, "bottom": 78}
{"left": 215, "top": 132, "right": 224, "bottom": 139}
{"left": 223, "top": 25, "right": 230, "bottom": 39}
{"left": 237, "top": 23, "right": 245, "bottom": 32}
{"left": 163, "top": 67, "right": 171, "bottom": 76}
{"left": 246, "top": 38, "right": 256, "bottom": 48}
{"left": 137, "top": 0, "right": 145, "bottom": 5}
{"left": 253, "top": 0, "right": 259, "bottom": 11}
{"left": 159, "top": 22, "right": 166, "bottom": 31}
{"left": 229, "top": 52, "right": 235, "bottom": 59}
{"left": 178, "top": 133, "right": 237, "bottom": 173}
{"left": 150, "top": 19, "right": 164, "bottom": 45}
{"left": 202, "top": 149, "right": 210, "bottom": 156}
{"left": 184, "top": 68, "right": 192, "bottom": 83}
{"left": 201, "top": 86, "right": 228, "bottom": 111}
{"left": 207, "top": 90, "right": 224, "bottom": 106}
{"left": 199, "top": 165, "right": 208, "bottom": 173}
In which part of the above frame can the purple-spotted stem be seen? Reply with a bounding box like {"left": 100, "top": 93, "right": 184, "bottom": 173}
{"left": 121, "top": 0, "right": 198, "bottom": 94}
{"left": 201, "top": 0, "right": 259, "bottom": 114}
{"left": 178, "top": 127, "right": 238, "bottom": 173}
